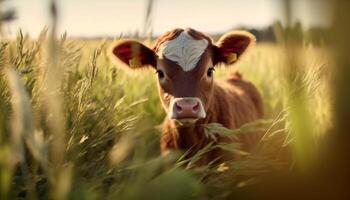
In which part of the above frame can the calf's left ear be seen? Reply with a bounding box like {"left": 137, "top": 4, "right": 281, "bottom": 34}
{"left": 213, "top": 31, "right": 256, "bottom": 65}
{"left": 110, "top": 40, "right": 157, "bottom": 70}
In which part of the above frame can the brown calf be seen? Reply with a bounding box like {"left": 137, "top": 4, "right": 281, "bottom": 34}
{"left": 111, "top": 28, "right": 264, "bottom": 165}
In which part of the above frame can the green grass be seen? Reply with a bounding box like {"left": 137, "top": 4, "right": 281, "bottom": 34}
{"left": 0, "top": 27, "right": 332, "bottom": 200}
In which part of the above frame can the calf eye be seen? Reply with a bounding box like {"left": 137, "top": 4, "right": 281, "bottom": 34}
{"left": 156, "top": 70, "right": 165, "bottom": 79}
{"left": 207, "top": 67, "right": 215, "bottom": 77}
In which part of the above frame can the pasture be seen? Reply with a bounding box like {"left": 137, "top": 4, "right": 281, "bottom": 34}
{"left": 0, "top": 29, "right": 333, "bottom": 199}
{"left": 1, "top": 1, "right": 350, "bottom": 199}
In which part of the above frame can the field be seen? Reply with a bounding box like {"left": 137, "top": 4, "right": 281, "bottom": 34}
{"left": 0, "top": 28, "right": 336, "bottom": 200}
{"left": 1, "top": 1, "right": 350, "bottom": 199}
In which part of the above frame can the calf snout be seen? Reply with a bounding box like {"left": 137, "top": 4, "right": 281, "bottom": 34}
{"left": 169, "top": 98, "right": 206, "bottom": 119}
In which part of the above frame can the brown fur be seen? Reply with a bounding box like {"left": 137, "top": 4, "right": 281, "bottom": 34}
{"left": 155, "top": 29, "right": 262, "bottom": 165}
{"left": 160, "top": 72, "right": 263, "bottom": 165}
{"left": 111, "top": 28, "right": 263, "bottom": 165}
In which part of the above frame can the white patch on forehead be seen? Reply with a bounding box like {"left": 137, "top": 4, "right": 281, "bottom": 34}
{"left": 158, "top": 30, "right": 209, "bottom": 72}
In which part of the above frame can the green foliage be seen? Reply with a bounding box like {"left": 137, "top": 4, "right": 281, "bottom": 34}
{"left": 0, "top": 26, "right": 331, "bottom": 199}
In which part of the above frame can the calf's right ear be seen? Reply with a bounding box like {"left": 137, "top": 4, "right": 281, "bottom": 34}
{"left": 110, "top": 40, "right": 157, "bottom": 70}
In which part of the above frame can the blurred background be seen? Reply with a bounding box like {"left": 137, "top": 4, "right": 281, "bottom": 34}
{"left": 0, "top": 0, "right": 349, "bottom": 200}
{"left": 3, "top": 0, "right": 333, "bottom": 39}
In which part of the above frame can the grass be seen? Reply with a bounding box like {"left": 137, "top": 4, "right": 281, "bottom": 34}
{"left": 2, "top": 0, "right": 349, "bottom": 199}
{"left": 0, "top": 27, "right": 333, "bottom": 199}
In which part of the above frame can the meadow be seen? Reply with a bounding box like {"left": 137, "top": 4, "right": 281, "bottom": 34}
{"left": 1, "top": 1, "right": 350, "bottom": 199}
{"left": 0, "top": 27, "right": 334, "bottom": 200}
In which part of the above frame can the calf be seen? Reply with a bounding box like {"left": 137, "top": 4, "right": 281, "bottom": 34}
{"left": 111, "top": 28, "right": 264, "bottom": 165}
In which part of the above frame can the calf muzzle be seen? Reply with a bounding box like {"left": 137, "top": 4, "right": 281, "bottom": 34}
{"left": 169, "top": 97, "right": 206, "bottom": 119}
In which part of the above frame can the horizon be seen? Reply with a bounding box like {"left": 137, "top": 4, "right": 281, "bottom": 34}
{"left": 3, "top": 0, "right": 333, "bottom": 38}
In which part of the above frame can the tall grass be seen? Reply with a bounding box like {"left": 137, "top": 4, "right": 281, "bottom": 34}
{"left": 0, "top": 33, "right": 329, "bottom": 199}
{"left": 0, "top": 0, "right": 347, "bottom": 199}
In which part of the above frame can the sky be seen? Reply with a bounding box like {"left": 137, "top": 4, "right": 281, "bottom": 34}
{"left": 3, "top": 0, "right": 333, "bottom": 38}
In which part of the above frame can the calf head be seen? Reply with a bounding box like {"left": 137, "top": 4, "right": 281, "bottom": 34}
{"left": 111, "top": 28, "right": 255, "bottom": 122}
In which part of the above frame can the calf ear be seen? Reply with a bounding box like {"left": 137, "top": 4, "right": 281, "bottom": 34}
{"left": 213, "top": 31, "right": 256, "bottom": 65}
{"left": 110, "top": 40, "right": 157, "bottom": 70}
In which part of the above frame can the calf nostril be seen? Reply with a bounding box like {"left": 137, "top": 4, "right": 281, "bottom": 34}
{"left": 192, "top": 102, "right": 199, "bottom": 113}
{"left": 175, "top": 102, "right": 183, "bottom": 113}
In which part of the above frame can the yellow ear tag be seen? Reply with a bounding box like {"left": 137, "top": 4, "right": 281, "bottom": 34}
{"left": 128, "top": 57, "right": 142, "bottom": 68}
{"left": 227, "top": 53, "right": 237, "bottom": 64}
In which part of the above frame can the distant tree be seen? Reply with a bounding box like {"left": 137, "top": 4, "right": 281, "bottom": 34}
{"left": 0, "top": 0, "right": 16, "bottom": 23}
{"left": 306, "top": 26, "right": 330, "bottom": 46}
{"left": 0, "top": 9, "right": 16, "bottom": 22}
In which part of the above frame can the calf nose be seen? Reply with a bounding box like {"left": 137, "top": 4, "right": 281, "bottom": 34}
{"left": 172, "top": 98, "right": 201, "bottom": 119}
